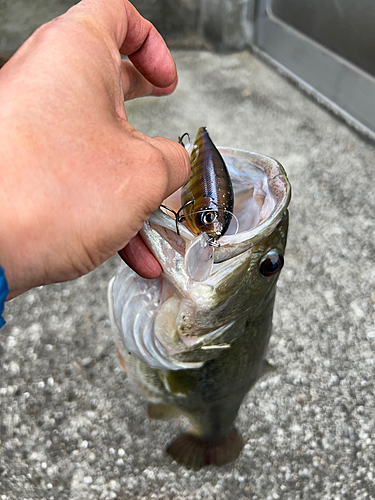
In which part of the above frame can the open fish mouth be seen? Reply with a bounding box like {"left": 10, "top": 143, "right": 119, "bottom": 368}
{"left": 161, "top": 148, "right": 291, "bottom": 269}
{"left": 109, "top": 148, "right": 291, "bottom": 371}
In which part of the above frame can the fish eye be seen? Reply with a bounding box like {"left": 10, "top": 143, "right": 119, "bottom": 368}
{"left": 259, "top": 250, "right": 284, "bottom": 277}
{"left": 200, "top": 211, "right": 218, "bottom": 226}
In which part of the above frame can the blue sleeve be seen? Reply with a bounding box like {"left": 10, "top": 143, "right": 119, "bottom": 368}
{"left": 0, "top": 267, "right": 9, "bottom": 328}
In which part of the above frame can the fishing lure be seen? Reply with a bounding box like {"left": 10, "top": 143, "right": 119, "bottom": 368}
{"left": 162, "top": 127, "right": 234, "bottom": 242}
{"left": 179, "top": 127, "right": 234, "bottom": 242}
{"left": 161, "top": 127, "right": 235, "bottom": 281}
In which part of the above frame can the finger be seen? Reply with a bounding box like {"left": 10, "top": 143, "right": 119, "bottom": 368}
{"left": 120, "top": 60, "right": 178, "bottom": 101}
{"left": 156, "top": 139, "right": 191, "bottom": 196}
{"left": 118, "top": 233, "right": 162, "bottom": 279}
{"left": 129, "top": 132, "right": 191, "bottom": 198}
{"left": 121, "top": 2, "right": 177, "bottom": 88}
{"left": 75, "top": 0, "right": 177, "bottom": 88}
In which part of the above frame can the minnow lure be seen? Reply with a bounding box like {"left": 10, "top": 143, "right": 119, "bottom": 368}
{"left": 180, "top": 127, "right": 234, "bottom": 241}
{"left": 162, "top": 127, "right": 234, "bottom": 245}
{"left": 160, "top": 128, "right": 236, "bottom": 281}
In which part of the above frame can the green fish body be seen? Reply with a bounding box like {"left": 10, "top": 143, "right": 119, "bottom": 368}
{"left": 109, "top": 146, "right": 290, "bottom": 469}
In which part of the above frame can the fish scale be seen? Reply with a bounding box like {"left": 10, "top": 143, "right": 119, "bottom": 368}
{"left": 110, "top": 145, "right": 291, "bottom": 469}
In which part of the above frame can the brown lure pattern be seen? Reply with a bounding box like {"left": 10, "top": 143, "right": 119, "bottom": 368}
{"left": 180, "top": 127, "right": 234, "bottom": 240}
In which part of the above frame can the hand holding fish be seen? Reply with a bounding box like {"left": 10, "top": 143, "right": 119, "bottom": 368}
{"left": 0, "top": 0, "right": 190, "bottom": 299}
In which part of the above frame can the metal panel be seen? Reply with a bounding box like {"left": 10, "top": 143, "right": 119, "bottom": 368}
{"left": 254, "top": 0, "right": 375, "bottom": 140}
{"left": 272, "top": 0, "right": 375, "bottom": 77}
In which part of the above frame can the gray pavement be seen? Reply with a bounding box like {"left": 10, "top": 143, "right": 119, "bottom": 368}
{"left": 1, "top": 50, "right": 375, "bottom": 499}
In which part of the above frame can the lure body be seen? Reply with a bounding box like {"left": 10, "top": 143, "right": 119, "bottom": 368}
{"left": 181, "top": 127, "right": 234, "bottom": 239}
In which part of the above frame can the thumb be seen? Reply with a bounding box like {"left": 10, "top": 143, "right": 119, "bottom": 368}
{"left": 143, "top": 135, "right": 191, "bottom": 198}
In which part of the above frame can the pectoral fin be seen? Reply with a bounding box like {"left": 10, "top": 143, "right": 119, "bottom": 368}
{"left": 116, "top": 347, "right": 127, "bottom": 372}
{"left": 147, "top": 403, "right": 182, "bottom": 420}
{"left": 263, "top": 359, "right": 276, "bottom": 374}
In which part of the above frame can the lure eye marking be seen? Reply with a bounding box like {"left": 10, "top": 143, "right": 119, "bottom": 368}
{"left": 200, "top": 210, "right": 218, "bottom": 226}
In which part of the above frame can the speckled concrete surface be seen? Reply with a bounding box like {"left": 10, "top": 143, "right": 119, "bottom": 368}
{"left": 1, "top": 50, "right": 375, "bottom": 500}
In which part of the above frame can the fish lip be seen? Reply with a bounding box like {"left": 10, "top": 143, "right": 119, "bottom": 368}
{"left": 218, "top": 146, "right": 291, "bottom": 222}
{"left": 213, "top": 148, "right": 290, "bottom": 261}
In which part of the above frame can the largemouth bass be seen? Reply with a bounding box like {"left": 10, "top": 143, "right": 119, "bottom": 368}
{"left": 108, "top": 146, "right": 291, "bottom": 469}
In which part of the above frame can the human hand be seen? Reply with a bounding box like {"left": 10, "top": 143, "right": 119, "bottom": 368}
{"left": 0, "top": 0, "right": 190, "bottom": 299}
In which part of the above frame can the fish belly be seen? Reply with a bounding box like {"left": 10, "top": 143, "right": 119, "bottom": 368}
{"left": 115, "top": 301, "right": 275, "bottom": 469}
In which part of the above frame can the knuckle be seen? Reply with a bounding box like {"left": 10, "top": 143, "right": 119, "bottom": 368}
{"left": 146, "top": 147, "right": 170, "bottom": 188}
{"left": 132, "top": 144, "right": 169, "bottom": 204}
{"left": 31, "top": 17, "right": 64, "bottom": 41}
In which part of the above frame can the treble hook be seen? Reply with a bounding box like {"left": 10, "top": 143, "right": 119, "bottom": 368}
{"left": 160, "top": 200, "right": 194, "bottom": 236}
{"left": 178, "top": 132, "right": 191, "bottom": 148}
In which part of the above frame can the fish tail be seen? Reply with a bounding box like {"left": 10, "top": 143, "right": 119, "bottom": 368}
{"left": 166, "top": 430, "right": 243, "bottom": 469}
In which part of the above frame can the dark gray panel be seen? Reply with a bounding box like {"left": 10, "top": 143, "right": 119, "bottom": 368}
{"left": 254, "top": 0, "right": 375, "bottom": 140}
{"left": 271, "top": 0, "right": 375, "bottom": 77}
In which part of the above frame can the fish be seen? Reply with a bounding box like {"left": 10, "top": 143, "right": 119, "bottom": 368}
{"left": 108, "top": 145, "right": 291, "bottom": 469}
{"left": 180, "top": 127, "right": 234, "bottom": 240}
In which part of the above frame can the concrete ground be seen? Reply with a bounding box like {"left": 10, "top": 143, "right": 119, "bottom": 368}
{"left": 1, "top": 50, "right": 375, "bottom": 500}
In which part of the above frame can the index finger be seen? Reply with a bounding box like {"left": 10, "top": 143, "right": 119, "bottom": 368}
{"left": 74, "top": 0, "right": 177, "bottom": 88}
